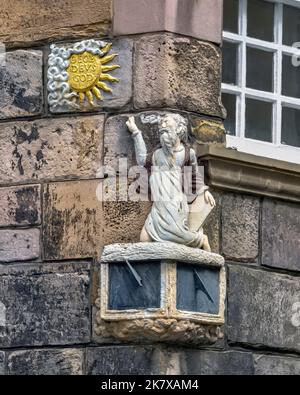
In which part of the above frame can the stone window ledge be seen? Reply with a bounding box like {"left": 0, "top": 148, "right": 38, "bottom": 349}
{"left": 197, "top": 145, "right": 300, "bottom": 203}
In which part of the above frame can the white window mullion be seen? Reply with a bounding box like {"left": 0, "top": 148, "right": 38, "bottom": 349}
{"left": 240, "top": 0, "right": 248, "bottom": 139}
{"left": 275, "top": 2, "right": 283, "bottom": 146}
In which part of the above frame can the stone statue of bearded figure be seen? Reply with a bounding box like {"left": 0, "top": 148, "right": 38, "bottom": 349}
{"left": 126, "top": 113, "right": 215, "bottom": 252}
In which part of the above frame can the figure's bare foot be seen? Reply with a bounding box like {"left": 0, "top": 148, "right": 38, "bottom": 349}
{"left": 201, "top": 234, "right": 211, "bottom": 252}
{"left": 140, "top": 226, "right": 152, "bottom": 242}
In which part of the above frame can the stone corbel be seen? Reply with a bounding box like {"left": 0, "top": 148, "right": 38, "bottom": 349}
{"left": 197, "top": 145, "right": 300, "bottom": 203}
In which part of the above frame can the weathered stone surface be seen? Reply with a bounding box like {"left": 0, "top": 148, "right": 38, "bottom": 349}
{"left": 0, "top": 50, "right": 43, "bottom": 119}
{"left": 113, "top": 0, "right": 223, "bottom": 44}
{"left": 104, "top": 112, "right": 162, "bottom": 169}
{"left": 0, "top": 263, "right": 90, "bottom": 347}
{"left": 0, "top": 351, "right": 4, "bottom": 375}
{"left": 49, "top": 38, "right": 133, "bottom": 113}
{"left": 103, "top": 200, "right": 152, "bottom": 244}
{"left": 228, "top": 266, "right": 300, "bottom": 352}
{"left": 0, "top": 0, "right": 111, "bottom": 46}
{"left": 86, "top": 346, "right": 158, "bottom": 375}
{"left": 203, "top": 190, "right": 221, "bottom": 254}
{"left": 222, "top": 193, "right": 259, "bottom": 262}
{"left": 262, "top": 199, "right": 300, "bottom": 272}
{"left": 0, "top": 228, "right": 40, "bottom": 263}
{"left": 7, "top": 349, "right": 84, "bottom": 375}
{"left": 0, "top": 185, "right": 41, "bottom": 227}
{"left": 190, "top": 117, "right": 226, "bottom": 146}
{"left": 183, "top": 350, "right": 254, "bottom": 375}
{"left": 134, "top": 34, "right": 224, "bottom": 117}
{"left": 43, "top": 180, "right": 103, "bottom": 260}
{"left": 0, "top": 115, "right": 104, "bottom": 184}
{"left": 101, "top": 241, "right": 224, "bottom": 266}
{"left": 254, "top": 354, "right": 300, "bottom": 375}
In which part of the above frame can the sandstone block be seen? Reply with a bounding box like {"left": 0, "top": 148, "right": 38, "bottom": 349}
{"left": 0, "top": 185, "right": 41, "bottom": 227}
{"left": 86, "top": 346, "right": 157, "bottom": 375}
{"left": 0, "top": 0, "right": 111, "bottom": 46}
{"left": 7, "top": 349, "right": 84, "bottom": 375}
{"left": 0, "top": 352, "right": 4, "bottom": 374}
{"left": 222, "top": 193, "right": 259, "bottom": 262}
{"left": 0, "top": 228, "right": 40, "bottom": 263}
{"left": 254, "top": 354, "right": 300, "bottom": 375}
{"left": 262, "top": 199, "right": 300, "bottom": 272}
{"left": 190, "top": 117, "right": 226, "bottom": 145}
{"left": 0, "top": 263, "right": 90, "bottom": 347}
{"left": 134, "top": 34, "right": 224, "bottom": 117}
{"left": 43, "top": 180, "right": 103, "bottom": 260}
{"left": 183, "top": 350, "right": 254, "bottom": 375}
{"left": 0, "top": 50, "right": 43, "bottom": 119}
{"left": 0, "top": 115, "right": 104, "bottom": 184}
{"left": 203, "top": 190, "right": 221, "bottom": 254}
{"left": 228, "top": 266, "right": 300, "bottom": 352}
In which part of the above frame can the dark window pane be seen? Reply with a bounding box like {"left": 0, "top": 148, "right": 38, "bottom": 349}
{"left": 283, "top": 5, "right": 300, "bottom": 46}
{"left": 247, "top": 0, "right": 274, "bottom": 41}
{"left": 222, "top": 41, "right": 239, "bottom": 85}
{"left": 247, "top": 47, "right": 273, "bottom": 92}
{"left": 177, "top": 264, "right": 220, "bottom": 314}
{"left": 222, "top": 93, "right": 236, "bottom": 135}
{"left": 245, "top": 98, "right": 273, "bottom": 142}
{"left": 223, "top": 0, "right": 239, "bottom": 33}
{"left": 281, "top": 107, "right": 300, "bottom": 147}
{"left": 108, "top": 261, "right": 161, "bottom": 310}
{"left": 282, "top": 54, "right": 300, "bottom": 99}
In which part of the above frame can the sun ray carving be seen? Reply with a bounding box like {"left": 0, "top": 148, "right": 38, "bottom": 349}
{"left": 66, "top": 44, "right": 120, "bottom": 107}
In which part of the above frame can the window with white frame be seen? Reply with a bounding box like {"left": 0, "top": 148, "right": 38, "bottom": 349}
{"left": 222, "top": 0, "right": 300, "bottom": 164}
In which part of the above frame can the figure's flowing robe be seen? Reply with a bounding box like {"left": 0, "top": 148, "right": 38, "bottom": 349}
{"left": 133, "top": 131, "right": 208, "bottom": 248}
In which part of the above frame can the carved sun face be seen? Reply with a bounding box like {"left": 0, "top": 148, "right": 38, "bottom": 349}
{"left": 66, "top": 43, "right": 119, "bottom": 106}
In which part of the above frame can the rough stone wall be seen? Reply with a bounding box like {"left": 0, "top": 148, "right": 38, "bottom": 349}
{"left": 0, "top": 0, "right": 299, "bottom": 375}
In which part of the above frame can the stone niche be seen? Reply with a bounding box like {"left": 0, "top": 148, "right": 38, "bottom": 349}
{"left": 95, "top": 242, "right": 226, "bottom": 346}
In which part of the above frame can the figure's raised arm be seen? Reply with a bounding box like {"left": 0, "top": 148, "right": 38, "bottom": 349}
{"left": 126, "top": 116, "right": 147, "bottom": 166}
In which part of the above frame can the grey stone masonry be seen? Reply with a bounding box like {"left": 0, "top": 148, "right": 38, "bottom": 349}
{"left": 228, "top": 266, "right": 300, "bottom": 353}
{"left": 0, "top": 262, "right": 91, "bottom": 348}
{"left": 222, "top": 193, "right": 259, "bottom": 262}
{"left": 0, "top": 185, "right": 41, "bottom": 227}
{"left": 0, "top": 50, "right": 43, "bottom": 119}
{"left": 262, "top": 199, "right": 300, "bottom": 272}
{"left": 0, "top": 228, "right": 40, "bottom": 263}
{"left": 7, "top": 349, "right": 84, "bottom": 375}
{"left": 86, "top": 346, "right": 159, "bottom": 375}
{"left": 0, "top": 115, "right": 104, "bottom": 185}
{"left": 254, "top": 354, "right": 300, "bottom": 375}
{"left": 0, "top": 351, "right": 4, "bottom": 375}
{"left": 183, "top": 350, "right": 254, "bottom": 375}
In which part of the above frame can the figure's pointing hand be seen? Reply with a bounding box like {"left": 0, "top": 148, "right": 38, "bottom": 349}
{"left": 126, "top": 116, "right": 139, "bottom": 134}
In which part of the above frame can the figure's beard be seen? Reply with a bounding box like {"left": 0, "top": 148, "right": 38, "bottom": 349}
{"left": 160, "top": 129, "right": 178, "bottom": 157}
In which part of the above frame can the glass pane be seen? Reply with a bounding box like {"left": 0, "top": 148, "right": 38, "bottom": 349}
{"left": 281, "top": 107, "right": 300, "bottom": 147}
{"left": 246, "top": 47, "right": 273, "bottom": 92}
{"left": 177, "top": 264, "right": 220, "bottom": 314}
{"left": 223, "top": 0, "right": 239, "bottom": 33}
{"left": 222, "top": 93, "right": 236, "bottom": 135}
{"left": 245, "top": 98, "right": 273, "bottom": 142}
{"left": 282, "top": 54, "right": 300, "bottom": 99}
{"left": 108, "top": 261, "right": 161, "bottom": 310}
{"left": 222, "top": 41, "right": 238, "bottom": 85}
{"left": 283, "top": 5, "right": 300, "bottom": 47}
{"left": 247, "top": 0, "right": 274, "bottom": 42}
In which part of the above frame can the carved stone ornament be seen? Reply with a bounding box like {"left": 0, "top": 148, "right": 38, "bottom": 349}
{"left": 94, "top": 242, "right": 226, "bottom": 346}
{"left": 47, "top": 39, "right": 120, "bottom": 111}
